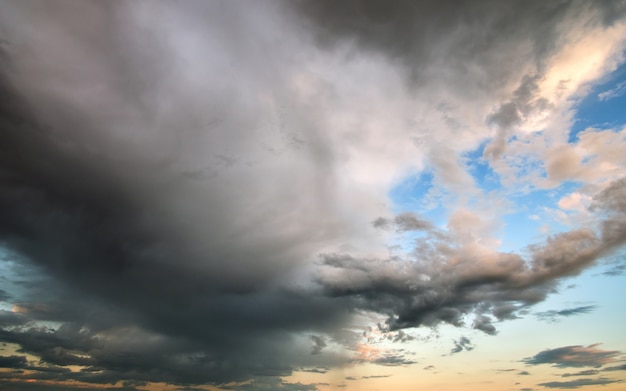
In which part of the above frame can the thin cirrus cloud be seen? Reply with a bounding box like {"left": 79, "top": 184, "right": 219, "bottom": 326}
{"left": 0, "top": 0, "right": 625, "bottom": 390}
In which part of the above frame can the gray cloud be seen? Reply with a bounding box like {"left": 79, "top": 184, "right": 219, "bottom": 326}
{"left": 484, "top": 75, "right": 551, "bottom": 160}
{"left": 373, "top": 212, "right": 433, "bottom": 232}
{"left": 537, "top": 378, "right": 623, "bottom": 389}
{"left": 370, "top": 354, "right": 417, "bottom": 367}
{"left": 310, "top": 336, "right": 327, "bottom": 355}
{"left": 561, "top": 369, "right": 599, "bottom": 377}
{"left": 535, "top": 305, "right": 598, "bottom": 323}
{"left": 223, "top": 377, "right": 319, "bottom": 391}
{"left": 299, "top": 367, "right": 329, "bottom": 374}
{"left": 601, "top": 263, "right": 626, "bottom": 277}
{"left": 450, "top": 336, "right": 474, "bottom": 355}
{"left": 523, "top": 345, "right": 621, "bottom": 368}
{"left": 602, "top": 364, "right": 626, "bottom": 372}
{"left": 317, "top": 212, "right": 625, "bottom": 333}
{"left": 0, "top": 355, "right": 27, "bottom": 368}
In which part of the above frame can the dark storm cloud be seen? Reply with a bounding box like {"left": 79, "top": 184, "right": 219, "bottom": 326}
{"left": 293, "top": 0, "right": 626, "bottom": 89}
{"left": 523, "top": 345, "right": 621, "bottom": 368}
{"left": 0, "top": 0, "right": 625, "bottom": 389}
{"left": 537, "top": 378, "right": 623, "bottom": 389}
{"left": 535, "top": 305, "right": 598, "bottom": 323}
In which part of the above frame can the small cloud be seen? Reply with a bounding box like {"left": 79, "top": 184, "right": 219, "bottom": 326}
{"left": 561, "top": 369, "right": 599, "bottom": 377}
{"left": 518, "top": 370, "right": 531, "bottom": 376}
{"left": 372, "top": 212, "right": 432, "bottom": 232}
{"left": 538, "top": 378, "right": 623, "bottom": 389}
{"left": 523, "top": 344, "right": 621, "bottom": 367}
{"left": 601, "top": 264, "right": 626, "bottom": 277}
{"left": 385, "top": 330, "right": 415, "bottom": 343}
{"left": 535, "top": 305, "right": 597, "bottom": 323}
{"left": 602, "top": 363, "right": 626, "bottom": 372}
{"left": 450, "top": 336, "right": 474, "bottom": 355}
{"left": 361, "top": 375, "right": 391, "bottom": 379}
{"left": 598, "top": 80, "right": 626, "bottom": 101}
{"left": 473, "top": 315, "right": 497, "bottom": 335}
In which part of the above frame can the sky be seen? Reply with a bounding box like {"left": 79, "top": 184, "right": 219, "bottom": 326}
{"left": 0, "top": 1, "right": 625, "bottom": 390}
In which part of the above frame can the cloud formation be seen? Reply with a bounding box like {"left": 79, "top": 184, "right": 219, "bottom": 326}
{"left": 535, "top": 305, "right": 598, "bottom": 323}
{"left": 523, "top": 344, "right": 622, "bottom": 368}
{"left": 0, "top": 0, "right": 625, "bottom": 389}
{"left": 537, "top": 378, "right": 623, "bottom": 389}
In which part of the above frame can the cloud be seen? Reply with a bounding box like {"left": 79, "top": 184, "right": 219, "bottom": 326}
{"left": 561, "top": 369, "right": 600, "bottom": 377}
{"left": 537, "top": 378, "right": 623, "bottom": 389}
{"left": 370, "top": 354, "right": 417, "bottom": 367}
{"left": 299, "top": 367, "right": 329, "bottom": 374}
{"left": 523, "top": 345, "right": 621, "bottom": 368}
{"left": 601, "top": 263, "right": 626, "bottom": 276}
{"left": 450, "top": 337, "right": 474, "bottom": 355}
{"left": 598, "top": 80, "right": 626, "bottom": 101}
{"left": 602, "top": 364, "right": 626, "bottom": 372}
{"left": 346, "top": 374, "right": 391, "bottom": 380}
{"left": 0, "top": 0, "right": 624, "bottom": 388}
{"left": 316, "top": 207, "right": 626, "bottom": 333}
{"left": 310, "top": 336, "right": 327, "bottom": 355}
{"left": 535, "top": 305, "right": 598, "bottom": 323}
{"left": 373, "top": 212, "right": 433, "bottom": 232}
{"left": 223, "top": 377, "right": 319, "bottom": 391}
{"left": 0, "top": 355, "right": 27, "bottom": 368}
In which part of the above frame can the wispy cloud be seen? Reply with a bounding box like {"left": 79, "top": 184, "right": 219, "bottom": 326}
{"left": 523, "top": 344, "right": 622, "bottom": 368}
{"left": 538, "top": 378, "right": 623, "bottom": 389}
{"left": 535, "top": 305, "right": 598, "bottom": 323}
{"left": 0, "top": 0, "right": 624, "bottom": 389}
{"left": 598, "top": 81, "right": 626, "bottom": 101}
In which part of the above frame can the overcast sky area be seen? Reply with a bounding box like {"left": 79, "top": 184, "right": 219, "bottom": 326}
{"left": 0, "top": 1, "right": 626, "bottom": 390}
